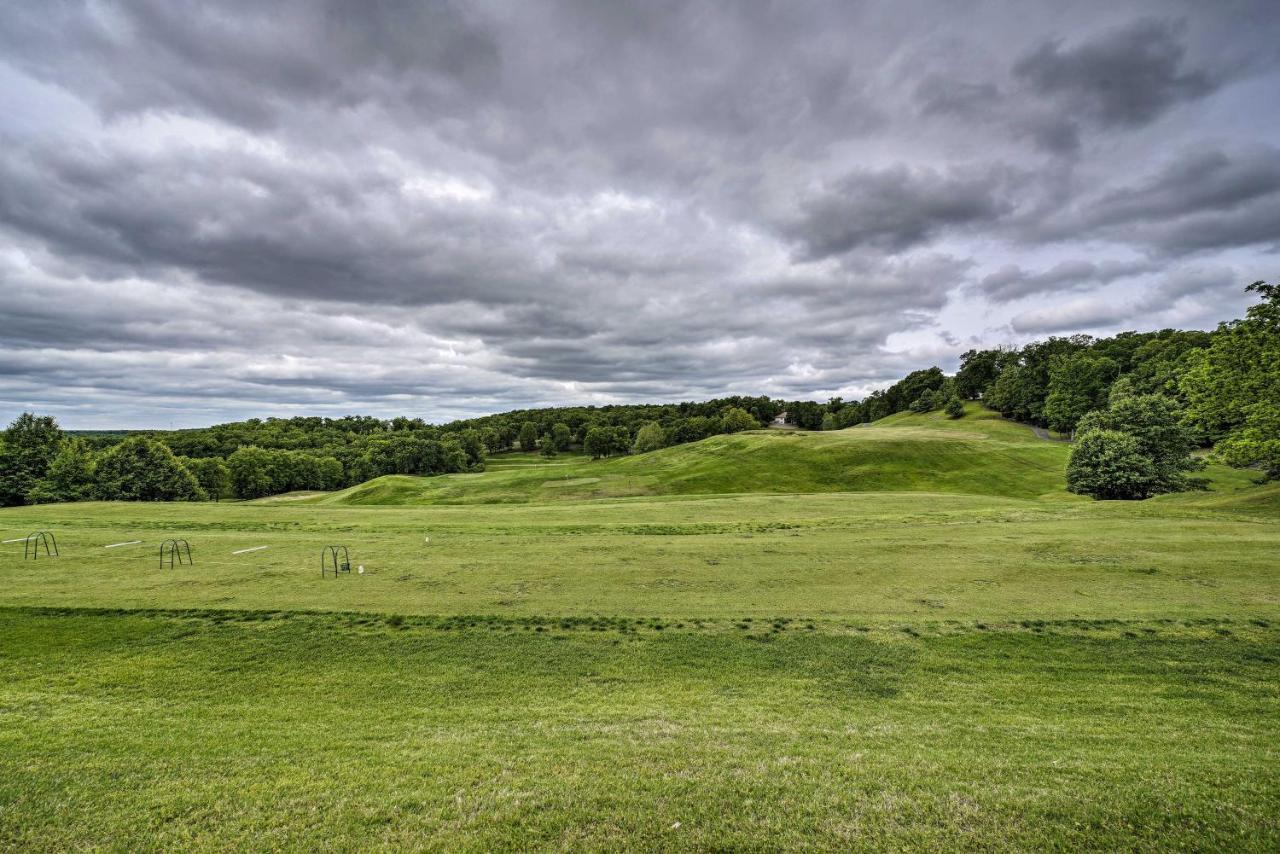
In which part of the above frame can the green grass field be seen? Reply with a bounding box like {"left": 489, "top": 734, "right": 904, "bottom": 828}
{"left": 2, "top": 406, "right": 1278, "bottom": 849}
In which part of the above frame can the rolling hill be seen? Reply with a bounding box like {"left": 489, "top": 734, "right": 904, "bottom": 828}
{"left": 302, "top": 403, "right": 1271, "bottom": 508}
{"left": 311, "top": 403, "right": 1079, "bottom": 506}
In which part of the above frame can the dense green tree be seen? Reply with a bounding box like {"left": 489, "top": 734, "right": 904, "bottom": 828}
{"left": 551, "top": 422, "right": 572, "bottom": 451}
{"left": 180, "top": 456, "right": 231, "bottom": 500}
{"left": 954, "top": 349, "right": 1008, "bottom": 399}
{"left": 539, "top": 436, "right": 558, "bottom": 458}
{"left": 1066, "top": 430, "right": 1158, "bottom": 500}
{"left": 909, "top": 390, "right": 939, "bottom": 413}
{"left": 95, "top": 437, "right": 205, "bottom": 501}
{"left": 1215, "top": 404, "right": 1280, "bottom": 481}
{"left": 456, "top": 429, "right": 487, "bottom": 470}
{"left": 834, "top": 405, "right": 866, "bottom": 428}
{"left": 633, "top": 421, "right": 666, "bottom": 453}
{"left": 944, "top": 396, "right": 966, "bottom": 419}
{"left": 0, "top": 413, "right": 64, "bottom": 507}
{"left": 518, "top": 421, "right": 539, "bottom": 452}
{"left": 668, "top": 416, "right": 717, "bottom": 444}
{"left": 438, "top": 438, "right": 469, "bottom": 473}
{"left": 886, "top": 367, "right": 946, "bottom": 413}
{"left": 1076, "top": 394, "right": 1202, "bottom": 495}
{"left": 820, "top": 412, "right": 838, "bottom": 431}
{"left": 27, "top": 438, "right": 96, "bottom": 504}
{"left": 982, "top": 363, "right": 1028, "bottom": 420}
{"left": 583, "top": 427, "right": 611, "bottom": 459}
{"left": 719, "top": 407, "right": 758, "bottom": 434}
{"left": 986, "top": 337, "right": 1090, "bottom": 425}
{"left": 1125, "top": 330, "right": 1212, "bottom": 401}
{"left": 479, "top": 427, "right": 505, "bottom": 454}
{"left": 1182, "top": 281, "right": 1280, "bottom": 478}
{"left": 1043, "top": 352, "right": 1119, "bottom": 434}
{"left": 227, "top": 447, "right": 278, "bottom": 499}
{"left": 785, "top": 401, "right": 824, "bottom": 430}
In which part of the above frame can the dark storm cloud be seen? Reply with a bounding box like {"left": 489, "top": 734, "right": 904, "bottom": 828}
{"left": 1, "top": 0, "right": 1278, "bottom": 427}
{"left": 1012, "top": 18, "right": 1218, "bottom": 129}
{"left": 785, "top": 166, "right": 1016, "bottom": 257}
{"left": 1034, "top": 145, "right": 1280, "bottom": 252}
{"left": 0, "top": 0, "right": 502, "bottom": 129}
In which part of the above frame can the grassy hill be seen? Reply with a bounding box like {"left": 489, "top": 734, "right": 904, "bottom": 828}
{"left": 309, "top": 403, "right": 1269, "bottom": 508}
{"left": 313, "top": 403, "right": 1078, "bottom": 506}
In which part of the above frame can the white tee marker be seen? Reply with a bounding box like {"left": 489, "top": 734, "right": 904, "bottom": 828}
{"left": 232, "top": 545, "right": 269, "bottom": 555}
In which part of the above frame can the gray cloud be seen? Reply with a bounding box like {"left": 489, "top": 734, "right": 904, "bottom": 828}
{"left": 1034, "top": 145, "right": 1280, "bottom": 252}
{"left": 785, "top": 165, "right": 1016, "bottom": 257}
{"left": 0, "top": 0, "right": 1278, "bottom": 427}
{"left": 1013, "top": 18, "right": 1218, "bottom": 129}
{"left": 977, "top": 259, "right": 1155, "bottom": 302}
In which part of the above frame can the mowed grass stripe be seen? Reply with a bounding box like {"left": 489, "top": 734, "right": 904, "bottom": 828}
{"left": 1, "top": 496, "right": 1277, "bottom": 621}
{"left": 0, "top": 611, "right": 1276, "bottom": 850}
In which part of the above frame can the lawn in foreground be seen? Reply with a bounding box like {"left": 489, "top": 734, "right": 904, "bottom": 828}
{"left": 1, "top": 610, "right": 1276, "bottom": 850}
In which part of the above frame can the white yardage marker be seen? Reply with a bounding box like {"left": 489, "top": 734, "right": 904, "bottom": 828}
{"left": 232, "top": 545, "right": 269, "bottom": 555}
{"left": 104, "top": 540, "right": 142, "bottom": 548}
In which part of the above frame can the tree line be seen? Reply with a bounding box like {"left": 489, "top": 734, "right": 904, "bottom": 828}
{"left": 0, "top": 282, "right": 1273, "bottom": 505}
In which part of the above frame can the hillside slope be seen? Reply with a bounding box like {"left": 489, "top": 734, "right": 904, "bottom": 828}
{"left": 311, "top": 404, "right": 1078, "bottom": 506}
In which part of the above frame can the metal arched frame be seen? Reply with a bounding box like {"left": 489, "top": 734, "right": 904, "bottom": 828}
{"left": 24, "top": 531, "right": 58, "bottom": 560}
{"left": 159, "top": 538, "right": 193, "bottom": 570}
{"left": 321, "top": 545, "right": 351, "bottom": 578}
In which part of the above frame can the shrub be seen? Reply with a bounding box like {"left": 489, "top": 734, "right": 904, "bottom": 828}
{"left": 909, "top": 390, "right": 939, "bottom": 413}
{"left": 944, "top": 396, "right": 966, "bottom": 419}
{"left": 719, "top": 407, "right": 758, "bottom": 434}
{"left": 1077, "top": 394, "right": 1202, "bottom": 494}
{"left": 1066, "top": 429, "right": 1158, "bottom": 500}
{"left": 632, "top": 421, "right": 666, "bottom": 453}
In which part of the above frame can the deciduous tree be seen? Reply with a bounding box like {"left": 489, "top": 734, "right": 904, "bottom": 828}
{"left": 95, "top": 437, "right": 205, "bottom": 501}
{"left": 0, "top": 413, "right": 63, "bottom": 506}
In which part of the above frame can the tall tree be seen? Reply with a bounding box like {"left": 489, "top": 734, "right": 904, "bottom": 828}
{"left": 583, "top": 426, "right": 611, "bottom": 459}
{"left": 954, "top": 349, "right": 1008, "bottom": 399}
{"left": 0, "top": 413, "right": 64, "bottom": 506}
{"left": 552, "top": 422, "right": 572, "bottom": 451}
{"left": 518, "top": 421, "right": 540, "bottom": 452}
{"left": 27, "top": 438, "right": 96, "bottom": 504}
{"left": 95, "top": 437, "right": 205, "bottom": 501}
{"left": 180, "top": 456, "right": 231, "bottom": 500}
{"left": 1043, "top": 351, "right": 1119, "bottom": 434}
{"left": 632, "top": 421, "right": 666, "bottom": 453}
{"left": 1182, "top": 281, "right": 1280, "bottom": 479}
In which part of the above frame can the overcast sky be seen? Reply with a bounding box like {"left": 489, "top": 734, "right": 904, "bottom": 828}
{"left": 2, "top": 1, "right": 1278, "bottom": 428}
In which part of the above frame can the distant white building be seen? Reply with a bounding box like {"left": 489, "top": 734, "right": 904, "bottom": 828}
{"left": 771, "top": 411, "right": 790, "bottom": 428}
